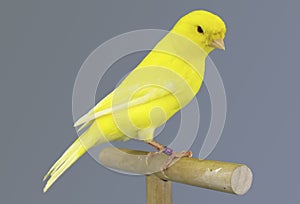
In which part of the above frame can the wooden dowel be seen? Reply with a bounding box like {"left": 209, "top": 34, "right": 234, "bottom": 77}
{"left": 99, "top": 147, "right": 253, "bottom": 195}
{"left": 146, "top": 175, "right": 172, "bottom": 204}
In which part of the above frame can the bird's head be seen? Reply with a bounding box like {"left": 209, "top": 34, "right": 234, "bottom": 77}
{"left": 172, "top": 10, "right": 227, "bottom": 54}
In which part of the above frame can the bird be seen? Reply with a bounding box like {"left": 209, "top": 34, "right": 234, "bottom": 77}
{"left": 43, "top": 10, "right": 226, "bottom": 192}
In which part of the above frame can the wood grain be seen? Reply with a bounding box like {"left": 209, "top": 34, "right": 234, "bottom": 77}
{"left": 99, "top": 147, "right": 253, "bottom": 195}
{"left": 146, "top": 175, "right": 172, "bottom": 204}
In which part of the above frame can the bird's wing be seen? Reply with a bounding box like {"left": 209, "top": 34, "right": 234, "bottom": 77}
{"left": 74, "top": 86, "right": 172, "bottom": 128}
{"left": 74, "top": 73, "right": 191, "bottom": 131}
{"left": 74, "top": 58, "right": 197, "bottom": 129}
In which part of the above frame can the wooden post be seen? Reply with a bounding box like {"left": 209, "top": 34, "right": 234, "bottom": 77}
{"left": 99, "top": 147, "right": 253, "bottom": 199}
{"left": 146, "top": 175, "right": 172, "bottom": 204}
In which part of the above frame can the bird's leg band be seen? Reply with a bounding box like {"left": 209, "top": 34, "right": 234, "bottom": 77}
{"left": 162, "top": 147, "right": 173, "bottom": 156}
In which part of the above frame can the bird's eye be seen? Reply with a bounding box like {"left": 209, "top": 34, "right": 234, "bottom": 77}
{"left": 197, "top": 26, "right": 204, "bottom": 34}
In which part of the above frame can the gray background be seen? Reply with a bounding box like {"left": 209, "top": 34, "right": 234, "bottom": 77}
{"left": 1, "top": 0, "right": 299, "bottom": 203}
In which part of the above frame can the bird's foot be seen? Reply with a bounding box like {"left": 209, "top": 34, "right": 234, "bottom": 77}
{"left": 145, "top": 147, "right": 165, "bottom": 165}
{"left": 160, "top": 149, "right": 192, "bottom": 177}
{"left": 145, "top": 147, "right": 192, "bottom": 176}
{"left": 145, "top": 140, "right": 192, "bottom": 176}
{"left": 145, "top": 140, "right": 166, "bottom": 165}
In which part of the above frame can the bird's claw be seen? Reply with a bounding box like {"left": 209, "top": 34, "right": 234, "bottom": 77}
{"left": 145, "top": 146, "right": 192, "bottom": 177}
{"left": 160, "top": 150, "right": 192, "bottom": 177}
{"left": 145, "top": 148, "right": 165, "bottom": 165}
{"left": 145, "top": 152, "right": 157, "bottom": 166}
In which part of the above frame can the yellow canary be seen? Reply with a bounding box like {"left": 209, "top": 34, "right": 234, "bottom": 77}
{"left": 43, "top": 10, "right": 226, "bottom": 192}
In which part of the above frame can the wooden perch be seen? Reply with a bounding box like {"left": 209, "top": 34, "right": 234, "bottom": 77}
{"left": 99, "top": 147, "right": 253, "bottom": 195}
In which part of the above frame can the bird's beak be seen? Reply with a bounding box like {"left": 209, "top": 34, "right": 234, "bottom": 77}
{"left": 209, "top": 39, "right": 225, "bottom": 50}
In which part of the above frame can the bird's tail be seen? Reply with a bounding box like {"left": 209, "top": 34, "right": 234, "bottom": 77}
{"left": 43, "top": 130, "right": 95, "bottom": 192}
